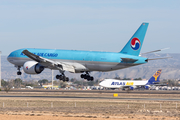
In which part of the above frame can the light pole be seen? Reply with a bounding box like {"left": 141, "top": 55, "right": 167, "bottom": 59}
{"left": 52, "top": 70, "right": 53, "bottom": 89}
{"left": 0, "top": 51, "right": 1, "bottom": 88}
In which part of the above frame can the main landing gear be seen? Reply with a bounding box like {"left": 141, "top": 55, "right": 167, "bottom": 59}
{"left": 81, "top": 72, "right": 94, "bottom": 81}
{"left": 17, "top": 66, "right": 22, "bottom": 75}
{"left": 56, "top": 73, "right": 69, "bottom": 82}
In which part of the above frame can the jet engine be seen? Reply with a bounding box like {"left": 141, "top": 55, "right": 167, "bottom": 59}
{"left": 145, "top": 85, "right": 149, "bottom": 90}
{"left": 23, "top": 61, "right": 44, "bottom": 74}
{"left": 130, "top": 86, "right": 137, "bottom": 90}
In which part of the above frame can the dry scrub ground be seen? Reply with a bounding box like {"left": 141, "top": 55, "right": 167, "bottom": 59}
{"left": 0, "top": 90, "right": 180, "bottom": 120}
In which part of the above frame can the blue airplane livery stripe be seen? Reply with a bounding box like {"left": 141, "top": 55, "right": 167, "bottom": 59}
{"left": 111, "top": 82, "right": 126, "bottom": 85}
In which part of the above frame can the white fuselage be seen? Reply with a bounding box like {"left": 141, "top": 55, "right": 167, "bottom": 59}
{"left": 99, "top": 79, "right": 148, "bottom": 88}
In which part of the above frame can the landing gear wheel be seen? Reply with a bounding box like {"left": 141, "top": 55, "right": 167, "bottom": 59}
{"left": 84, "top": 75, "right": 90, "bottom": 79}
{"left": 62, "top": 76, "right": 66, "bottom": 81}
{"left": 80, "top": 72, "right": 94, "bottom": 81}
{"left": 56, "top": 72, "right": 69, "bottom": 82}
{"left": 87, "top": 77, "right": 90, "bottom": 81}
{"left": 56, "top": 75, "right": 64, "bottom": 80}
{"left": 59, "top": 75, "right": 63, "bottom": 80}
{"left": 66, "top": 77, "right": 69, "bottom": 82}
{"left": 81, "top": 74, "right": 85, "bottom": 78}
{"left": 17, "top": 71, "right": 22, "bottom": 75}
{"left": 16, "top": 66, "right": 22, "bottom": 75}
{"left": 56, "top": 75, "right": 60, "bottom": 79}
{"left": 90, "top": 77, "right": 94, "bottom": 81}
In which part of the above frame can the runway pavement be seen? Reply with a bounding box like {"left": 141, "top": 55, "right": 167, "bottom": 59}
{"left": 0, "top": 95, "right": 180, "bottom": 101}
{"left": 1, "top": 89, "right": 180, "bottom": 101}
{"left": 7, "top": 89, "right": 180, "bottom": 94}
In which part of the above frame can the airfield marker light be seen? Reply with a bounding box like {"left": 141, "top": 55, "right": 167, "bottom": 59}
{"left": 113, "top": 93, "right": 118, "bottom": 97}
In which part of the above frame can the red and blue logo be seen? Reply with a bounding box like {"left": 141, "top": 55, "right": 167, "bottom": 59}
{"left": 130, "top": 37, "right": 141, "bottom": 50}
{"left": 26, "top": 66, "right": 28, "bottom": 70}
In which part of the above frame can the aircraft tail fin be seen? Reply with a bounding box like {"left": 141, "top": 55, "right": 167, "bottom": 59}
{"left": 120, "top": 23, "right": 149, "bottom": 56}
{"left": 146, "top": 69, "right": 162, "bottom": 85}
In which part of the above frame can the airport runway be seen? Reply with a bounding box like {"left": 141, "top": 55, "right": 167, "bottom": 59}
{"left": 1, "top": 89, "right": 180, "bottom": 101}
{"left": 0, "top": 95, "right": 180, "bottom": 101}
{"left": 7, "top": 89, "right": 180, "bottom": 94}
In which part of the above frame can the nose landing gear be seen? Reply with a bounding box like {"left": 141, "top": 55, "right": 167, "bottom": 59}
{"left": 16, "top": 66, "right": 22, "bottom": 75}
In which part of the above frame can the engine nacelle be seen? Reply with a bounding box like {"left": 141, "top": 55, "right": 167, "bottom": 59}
{"left": 23, "top": 61, "right": 44, "bottom": 74}
{"left": 130, "top": 86, "right": 137, "bottom": 90}
{"left": 130, "top": 86, "right": 134, "bottom": 90}
{"left": 145, "top": 86, "right": 149, "bottom": 90}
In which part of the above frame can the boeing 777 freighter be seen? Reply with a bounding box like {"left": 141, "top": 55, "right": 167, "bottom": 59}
{"left": 7, "top": 23, "right": 168, "bottom": 82}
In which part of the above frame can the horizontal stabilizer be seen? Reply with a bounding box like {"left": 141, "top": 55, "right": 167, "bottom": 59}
{"left": 148, "top": 57, "right": 172, "bottom": 61}
{"left": 153, "top": 84, "right": 167, "bottom": 86}
{"left": 139, "top": 47, "right": 170, "bottom": 56}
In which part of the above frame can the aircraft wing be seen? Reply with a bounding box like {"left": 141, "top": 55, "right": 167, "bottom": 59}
{"left": 22, "top": 50, "right": 75, "bottom": 73}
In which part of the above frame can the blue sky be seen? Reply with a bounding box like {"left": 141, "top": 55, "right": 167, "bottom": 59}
{"left": 0, "top": 0, "right": 179, "bottom": 55}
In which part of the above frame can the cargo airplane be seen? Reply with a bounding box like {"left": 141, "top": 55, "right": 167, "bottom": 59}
{"left": 7, "top": 23, "right": 168, "bottom": 82}
{"left": 99, "top": 69, "right": 162, "bottom": 90}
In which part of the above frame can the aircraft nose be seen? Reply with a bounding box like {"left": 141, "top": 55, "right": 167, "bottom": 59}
{"left": 7, "top": 51, "right": 16, "bottom": 63}
{"left": 7, "top": 53, "right": 12, "bottom": 63}
{"left": 7, "top": 55, "right": 10, "bottom": 61}
{"left": 99, "top": 82, "right": 102, "bottom": 86}
{"left": 99, "top": 80, "right": 105, "bottom": 87}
